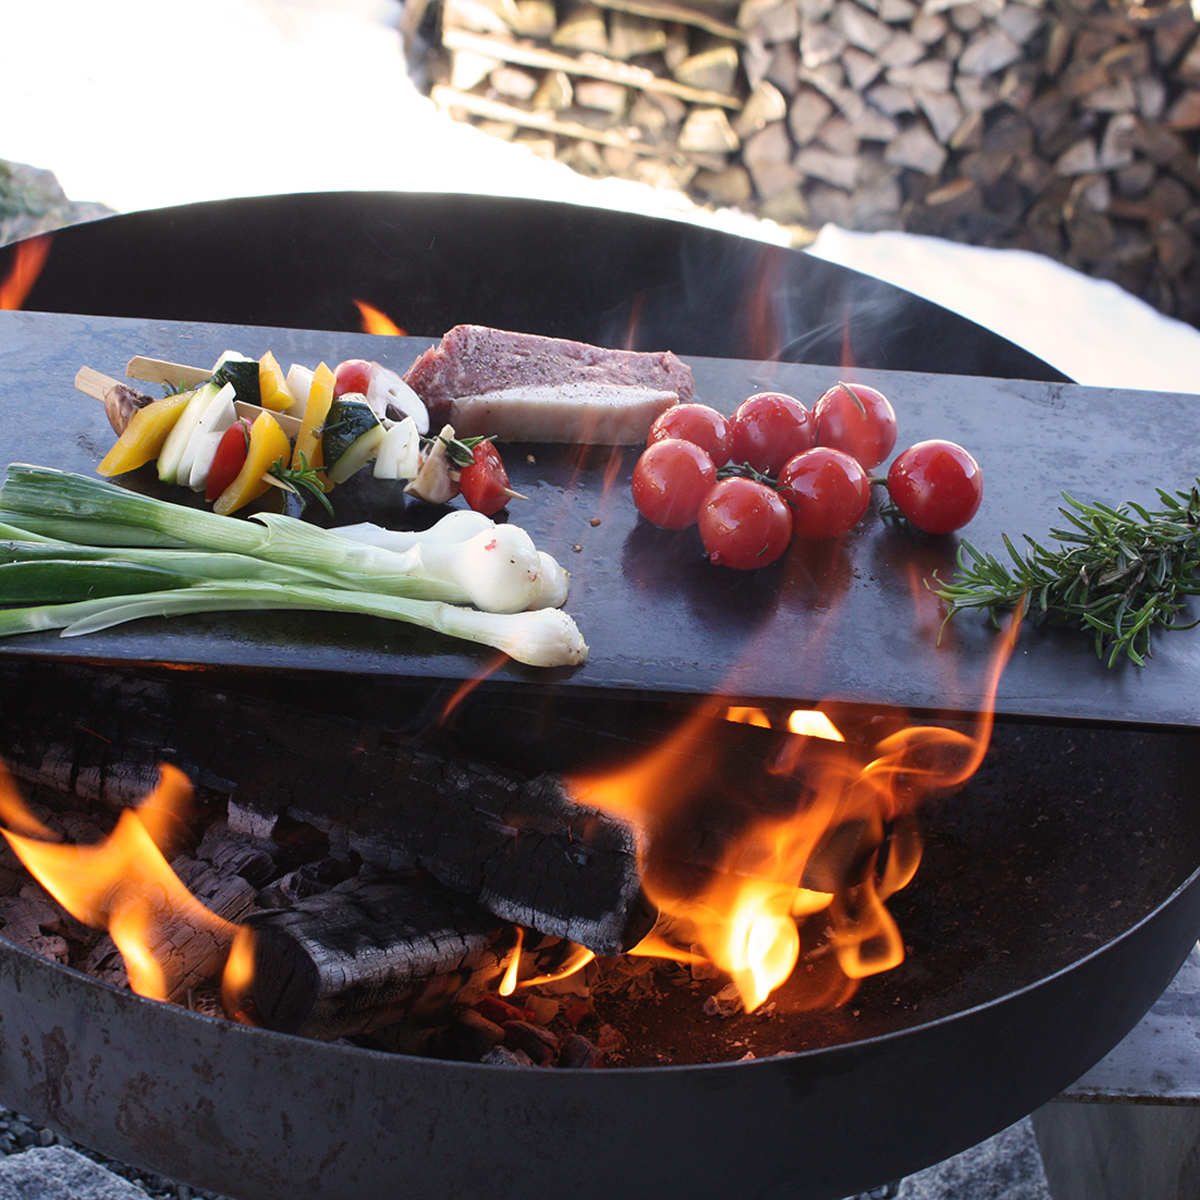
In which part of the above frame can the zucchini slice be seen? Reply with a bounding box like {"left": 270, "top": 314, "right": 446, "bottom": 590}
{"left": 210, "top": 352, "right": 261, "bottom": 406}
{"left": 322, "top": 397, "right": 386, "bottom": 484}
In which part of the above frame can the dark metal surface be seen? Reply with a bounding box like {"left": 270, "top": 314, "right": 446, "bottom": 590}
{"left": 2, "top": 307, "right": 1200, "bottom": 725}
{"left": 1, "top": 707, "right": 1199, "bottom": 1200}
{"left": 5, "top": 192, "right": 1067, "bottom": 383}
{"left": 2, "top": 194, "right": 1198, "bottom": 1200}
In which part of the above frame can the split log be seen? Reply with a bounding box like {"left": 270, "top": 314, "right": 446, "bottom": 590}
{"left": 440, "top": 28, "right": 742, "bottom": 107}
{"left": 238, "top": 877, "right": 506, "bottom": 1039}
{"left": 0, "top": 661, "right": 655, "bottom": 956}
{"left": 84, "top": 853, "right": 259, "bottom": 1002}
{"left": 230, "top": 735, "right": 656, "bottom": 957}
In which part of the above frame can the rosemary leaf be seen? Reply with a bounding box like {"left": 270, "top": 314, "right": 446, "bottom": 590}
{"left": 934, "top": 481, "right": 1200, "bottom": 666}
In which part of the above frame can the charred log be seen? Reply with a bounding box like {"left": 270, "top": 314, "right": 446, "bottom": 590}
{"left": 84, "top": 853, "right": 259, "bottom": 1003}
{"left": 238, "top": 877, "right": 507, "bottom": 1039}
{"left": 0, "top": 662, "right": 655, "bottom": 955}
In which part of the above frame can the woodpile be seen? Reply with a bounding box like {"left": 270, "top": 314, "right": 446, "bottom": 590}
{"left": 413, "top": 0, "right": 1200, "bottom": 329}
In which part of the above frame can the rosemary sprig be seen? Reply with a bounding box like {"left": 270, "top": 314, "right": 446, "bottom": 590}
{"left": 268, "top": 453, "right": 334, "bottom": 517}
{"left": 934, "top": 482, "right": 1200, "bottom": 667}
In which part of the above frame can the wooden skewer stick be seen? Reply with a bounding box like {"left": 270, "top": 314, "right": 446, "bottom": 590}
{"left": 234, "top": 400, "right": 302, "bottom": 438}
{"left": 74, "top": 365, "right": 122, "bottom": 401}
{"left": 126, "top": 355, "right": 212, "bottom": 389}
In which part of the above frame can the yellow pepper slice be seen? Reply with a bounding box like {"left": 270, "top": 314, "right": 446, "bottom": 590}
{"left": 212, "top": 411, "right": 291, "bottom": 516}
{"left": 96, "top": 392, "right": 195, "bottom": 477}
{"left": 258, "top": 350, "right": 296, "bottom": 412}
{"left": 290, "top": 361, "right": 335, "bottom": 489}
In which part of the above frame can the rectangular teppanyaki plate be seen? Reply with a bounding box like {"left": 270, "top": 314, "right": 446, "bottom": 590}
{"left": 3, "top": 307, "right": 1200, "bottom": 728}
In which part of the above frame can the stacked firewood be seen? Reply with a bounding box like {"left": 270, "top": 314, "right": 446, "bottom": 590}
{"left": 422, "top": 0, "right": 751, "bottom": 191}
{"left": 415, "top": 0, "right": 1200, "bottom": 328}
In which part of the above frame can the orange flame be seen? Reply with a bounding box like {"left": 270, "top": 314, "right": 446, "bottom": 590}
{"left": 0, "top": 761, "right": 237, "bottom": 1002}
{"left": 570, "top": 611, "right": 1021, "bottom": 1012}
{"left": 354, "top": 300, "right": 406, "bottom": 336}
{"left": 0, "top": 234, "right": 52, "bottom": 310}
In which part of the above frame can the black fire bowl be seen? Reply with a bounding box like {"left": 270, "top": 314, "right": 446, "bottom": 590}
{"left": 0, "top": 193, "right": 1192, "bottom": 1200}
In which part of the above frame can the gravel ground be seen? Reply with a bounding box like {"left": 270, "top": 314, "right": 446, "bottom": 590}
{"left": 0, "top": 1103, "right": 1050, "bottom": 1200}
{"left": 0, "top": 1107, "right": 227, "bottom": 1200}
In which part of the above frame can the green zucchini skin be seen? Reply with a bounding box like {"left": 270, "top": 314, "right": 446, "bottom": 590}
{"left": 210, "top": 357, "right": 261, "bottom": 407}
{"left": 323, "top": 397, "right": 386, "bottom": 484}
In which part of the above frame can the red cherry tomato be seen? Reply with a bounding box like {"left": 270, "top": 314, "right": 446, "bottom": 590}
{"left": 777, "top": 447, "right": 871, "bottom": 538}
{"left": 812, "top": 383, "right": 897, "bottom": 470}
{"left": 460, "top": 439, "right": 517, "bottom": 516}
{"left": 647, "top": 404, "right": 730, "bottom": 467}
{"left": 887, "top": 440, "right": 983, "bottom": 535}
{"left": 333, "top": 359, "right": 373, "bottom": 398}
{"left": 205, "top": 418, "right": 253, "bottom": 503}
{"left": 698, "top": 477, "right": 793, "bottom": 570}
{"left": 726, "top": 393, "right": 815, "bottom": 475}
{"left": 632, "top": 439, "right": 717, "bottom": 530}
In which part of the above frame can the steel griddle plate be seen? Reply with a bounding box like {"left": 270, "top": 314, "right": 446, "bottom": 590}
{"left": 2, "top": 307, "right": 1199, "bottom": 727}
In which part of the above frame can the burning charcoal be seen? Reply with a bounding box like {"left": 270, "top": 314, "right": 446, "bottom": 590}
{"left": 502, "top": 1019, "right": 559, "bottom": 1065}
{"left": 474, "top": 995, "right": 531, "bottom": 1025}
{"left": 702, "top": 982, "right": 744, "bottom": 1018}
{"left": 482, "top": 1045, "right": 534, "bottom": 1067}
{"left": 457, "top": 1006, "right": 506, "bottom": 1046}
{"left": 595, "top": 1024, "right": 625, "bottom": 1053}
{"left": 419, "top": 1010, "right": 508, "bottom": 1062}
{"left": 563, "top": 1001, "right": 594, "bottom": 1028}
{"left": 237, "top": 877, "right": 507, "bottom": 1040}
{"left": 522, "top": 994, "right": 560, "bottom": 1025}
{"left": 557, "top": 1032, "right": 603, "bottom": 1068}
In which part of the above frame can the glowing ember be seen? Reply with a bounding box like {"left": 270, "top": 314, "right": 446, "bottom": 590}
{"left": 0, "top": 761, "right": 237, "bottom": 1002}
{"left": 0, "top": 234, "right": 52, "bottom": 311}
{"left": 354, "top": 300, "right": 405, "bottom": 336}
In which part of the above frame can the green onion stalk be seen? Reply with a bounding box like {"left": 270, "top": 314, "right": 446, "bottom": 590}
{"left": 0, "top": 465, "right": 587, "bottom": 669}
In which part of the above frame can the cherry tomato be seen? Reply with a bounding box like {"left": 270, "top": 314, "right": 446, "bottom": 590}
{"left": 726, "top": 393, "right": 815, "bottom": 475}
{"left": 632, "top": 439, "right": 717, "bottom": 530}
{"left": 777, "top": 447, "right": 871, "bottom": 538}
{"left": 887, "top": 440, "right": 983, "bottom": 535}
{"left": 460, "top": 439, "right": 517, "bottom": 516}
{"left": 647, "top": 404, "right": 730, "bottom": 467}
{"left": 812, "top": 383, "right": 897, "bottom": 470}
{"left": 205, "top": 418, "right": 253, "bottom": 503}
{"left": 333, "top": 359, "right": 373, "bottom": 398}
{"left": 698, "top": 477, "right": 793, "bottom": 570}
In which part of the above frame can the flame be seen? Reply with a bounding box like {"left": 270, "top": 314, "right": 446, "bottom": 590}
{"left": 0, "top": 762, "right": 237, "bottom": 1002}
{"left": 222, "top": 925, "right": 259, "bottom": 1021}
{"left": 0, "top": 601, "right": 1023, "bottom": 1025}
{"left": 0, "top": 234, "right": 52, "bottom": 310}
{"left": 354, "top": 300, "right": 406, "bottom": 336}
{"left": 787, "top": 710, "right": 844, "bottom": 741}
{"left": 498, "top": 926, "right": 525, "bottom": 996}
{"left": 571, "top": 611, "right": 1021, "bottom": 1012}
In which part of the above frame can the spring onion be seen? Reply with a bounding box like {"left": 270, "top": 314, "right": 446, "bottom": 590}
{"left": 0, "top": 464, "right": 587, "bottom": 668}
{"left": 0, "top": 465, "right": 563, "bottom": 613}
